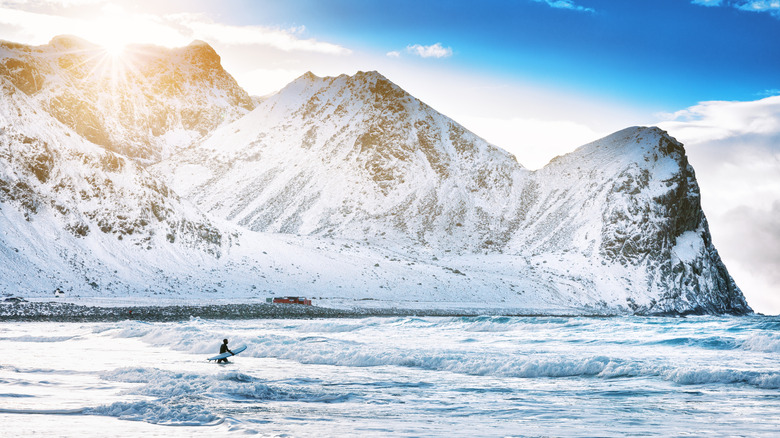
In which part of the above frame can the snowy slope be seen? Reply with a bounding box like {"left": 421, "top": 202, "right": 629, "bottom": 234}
{"left": 511, "top": 127, "right": 748, "bottom": 314}
{"left": 155, "top": 71, "right": 529, "bottom": 254}
{"left": 0, "top": 72, "right": 571, "bottom": 311}
{"left": 155, "top": 71, "right": 750, "bottom": 314}
{"left": 0, "top": 35, "right": 750, "bottom": 314}
{"left": 0, "top": 36, "right": 254, "bottom": 163}
{"left": 0, "top": 75, "right": 240, "bottom": 295}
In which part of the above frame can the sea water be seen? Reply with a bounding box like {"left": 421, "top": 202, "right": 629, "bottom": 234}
{"left": 1, "top": 315, "right": 779, "bottom": 437}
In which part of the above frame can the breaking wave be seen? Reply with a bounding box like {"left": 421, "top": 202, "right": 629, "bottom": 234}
{"left": 94, "top": 315, "right": 780, "bottom": 392}
{"left": 85, "top": 401, "right": 222, "bottom": 426}
{"left": 101, "top": 366, "right": 354, "bottom": 402}
{"left": 0, "top": 335, "right": 79, "bottom": 342}
{"left": 3, "top": 314, "right": 779, "bottom": 435}
{"left": 739, "top": 333, "right": 780, "bottom": 353}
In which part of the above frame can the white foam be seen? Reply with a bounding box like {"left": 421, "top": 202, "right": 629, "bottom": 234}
{"left": 0, "top": 335, "right": 79, "bottom": 342}
{"left": 85, "top": 401, "right": 223, "bottom": 426}
{"left": 740, "top": 333, "right": 780, "bottom": 353}
{"left": 0, "top": 408, "right": 85, "bottom": 414}
{"left": 664, "top": 367, "right": 780, "bottom": 389}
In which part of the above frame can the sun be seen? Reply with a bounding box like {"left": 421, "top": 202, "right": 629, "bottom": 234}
{"left": 102, "top": 39, "right": 128, "bottom": 59}
{"left": 85, "top": 4, "right": 136, "bottom": 58}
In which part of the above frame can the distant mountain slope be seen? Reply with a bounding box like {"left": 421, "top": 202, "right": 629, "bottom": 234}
{"left": 154, "top": 71, "right": 529, "bottom": 253}
{"left": 0, "top": 35, "right": 254, "bottom": 163}
{"left": 0, "top": 33, "right": 750, "bottom": 314}
{"left": 155, "top": 72, "right": 749, "bottom": 314}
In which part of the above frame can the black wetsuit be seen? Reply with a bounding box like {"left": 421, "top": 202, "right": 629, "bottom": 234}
{"left": 217, "top": 343, "right": 233, "bottom": 363}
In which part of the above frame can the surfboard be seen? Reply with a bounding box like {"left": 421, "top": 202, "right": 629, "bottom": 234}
{"left": 207, "top": 344, "right": 247, "bottom": 361}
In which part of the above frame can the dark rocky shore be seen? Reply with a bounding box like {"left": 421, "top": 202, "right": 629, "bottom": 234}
{"left": 2, "top": 301, "right": 735, "bottom": 322}
{"left": 0, "top": 301, "right": 503, "bottom": 322}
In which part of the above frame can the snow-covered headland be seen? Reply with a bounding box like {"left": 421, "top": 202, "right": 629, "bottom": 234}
{"left": 0, "top": 36, "right": 751, "bottom": 315}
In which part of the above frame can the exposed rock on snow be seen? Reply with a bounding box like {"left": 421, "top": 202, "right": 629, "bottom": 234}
{"left": 0, "top": 38, "right": 751, "bottom": 315}
{"left": 156, "top": 71, "right": 749, "bottom": 314}
{"left": 154, "top": 71, "right": 527, "bottom": 252}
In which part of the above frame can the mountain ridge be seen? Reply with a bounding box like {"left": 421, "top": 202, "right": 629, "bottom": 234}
{"left": 155, "top": 69, "right": 749, "bottom": 314}
{"left": 0, "top": 36, "right": 254, "bottom": 163}
{"left": 0, "top": 37, "right": 751, "bottom": 314}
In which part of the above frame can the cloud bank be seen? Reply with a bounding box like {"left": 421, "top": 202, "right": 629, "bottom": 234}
{"left": 170, "top": 15, "right": 352, "bottom": 55}
{"left": 0, "top": 3, "right": 352, "bottom": 55}
{"left": 457, "top": 116, "right": 600, "bottom": 169}
{"left": 532, "top": 0, "right": 595, "bottom": 13}
{"left": 691, "top": 0, "right": 780, "bottom": 17}
{"left": 658, "top": 94, "right": 780, "bottom": 314}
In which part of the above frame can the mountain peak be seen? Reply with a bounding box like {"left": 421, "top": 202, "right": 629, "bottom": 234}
{"left": 546, "top": 125, "right": 685, "bottom": 170}
{"left": 294, "top": 70, "right": 389, "bottom": 85}
{"left": 352, "top": 70, "right": 387, "bottom": 81}
{"left": 0, "top": 35, "right": 254, "bottom": 163}
{"left": 187, "top": 39, "right": 212, "bottom": 47}
{"left": 47, "top": 35, "right": 97, "bottom": 50}
{"left": 181, "top": 40, "right": 221, "bottom": 69}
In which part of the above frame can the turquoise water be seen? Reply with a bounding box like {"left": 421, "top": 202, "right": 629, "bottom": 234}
{"left": 1, "top": 315, "right": 779, "bottom": 436}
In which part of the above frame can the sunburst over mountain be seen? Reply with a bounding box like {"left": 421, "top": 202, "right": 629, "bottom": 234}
{"left": 3, "top": 1, "right": 780, "bottom": 435}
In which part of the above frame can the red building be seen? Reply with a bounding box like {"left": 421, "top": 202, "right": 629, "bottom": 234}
{"left": 272, "top": 296, "right": 312, "bottom": 305}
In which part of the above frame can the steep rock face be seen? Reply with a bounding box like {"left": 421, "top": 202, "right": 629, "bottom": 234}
{"left": 522, "top": 128, "right": 749, "bottom": 314}
{"left": 155, "top": 71, "right": 529, "bottom": 252}
{"left": 156, "top": 72, "right": 750, "bottom": 314}
{"left": 0, "top": 36, "right": 254, "bottom": 163}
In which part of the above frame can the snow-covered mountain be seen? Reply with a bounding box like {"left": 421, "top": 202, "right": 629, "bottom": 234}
{"left": 0, "top": 36, "right": 254, "bottom": 163}
{"left": 156, "top": 71, "right": 749, "bottom": 314}
{"left": 0, "top": 73, "right": 242, "bottom": 295}
{"left": 0, "top": 37, "right": 751, "bottom": 314}
{"left": 154, "top": 71, "right": 526, "bottom": 253}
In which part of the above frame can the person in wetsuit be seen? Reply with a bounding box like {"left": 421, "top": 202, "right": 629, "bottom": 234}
{"left": 217, "top": 338, "right": 234, "bottom": 363}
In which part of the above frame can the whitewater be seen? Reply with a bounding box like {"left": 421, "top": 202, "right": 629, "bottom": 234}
{"left": 1, "top": 315, "right": 779, "bottom": 437}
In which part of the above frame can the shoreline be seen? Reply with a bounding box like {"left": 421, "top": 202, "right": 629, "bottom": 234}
{"left": 0, "top": 301, "right": 594, "bottom": 322}
{"left": 0, "top": 301, "right": 753, "bottom": 322}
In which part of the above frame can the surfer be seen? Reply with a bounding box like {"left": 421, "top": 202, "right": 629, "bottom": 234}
{"left": 217, "top": 339, "right": 234, "bottom": 363}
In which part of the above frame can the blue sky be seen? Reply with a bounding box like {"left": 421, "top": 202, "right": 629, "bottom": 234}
{"left": 213, "top": 0, "right": 780, "bottom": 110}
{"left": 3, "top": 0, "right": 778, "bottom": 114}
{"left": 0, "top": 0, "right": 779, "bottom": 312}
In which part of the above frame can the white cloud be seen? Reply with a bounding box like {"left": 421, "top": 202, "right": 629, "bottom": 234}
{"left": 657, "top": 95, "right": 780, "bottom": 315}
{"left": 232, "top": 66, "right": 307, "bottom": 97}
{"left": 692, "top": 0, "right": 723, "bottom": 6}
{"left": 658, "top": 95, "right": 780, "bottom": 143}
{"left": 737, "top": 0, "right": 780, "bottom": 14}
{"left": 386, "top": 50, "right": 401, "bottom": 58}
{"left": 0, "top": 6, "right": 194, "bottom": 47}
{"left": 718, "top": 202, "right": 780, "bottom": 314}
{"left": 691, "top": 0, "right": 780, "bottom": 17}
{"left": 406, "top": 43, "right": 452, "bottom": 59}
{"left": 0, "top": 5, "right": 352, "bottom": 55}
{"left": 0, "top": 7, "right": 77, "bottom": 44}
{"left": 168, "top": 14, "right": 351, "bottom": 55}
{"left": 456, "top": 115, "right": 601, "bottom": 169}
{"left": 0, "top": 0, "right": 106, "bottom": 6}
{"left": 532, "top": 0, "right": 595, "bottom": 13}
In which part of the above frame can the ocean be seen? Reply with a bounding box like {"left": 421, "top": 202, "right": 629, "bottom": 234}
{"left": 1, "top": 315, "right": 778, "bottom": 437}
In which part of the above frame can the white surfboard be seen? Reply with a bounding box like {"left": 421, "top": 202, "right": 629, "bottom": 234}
{"left": 207, "top": 344, "right": 247, "bottom": 361}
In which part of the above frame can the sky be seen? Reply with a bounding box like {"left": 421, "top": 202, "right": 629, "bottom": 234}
{"left": 0, "top": 0, "right": 778, "bottom": 314}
